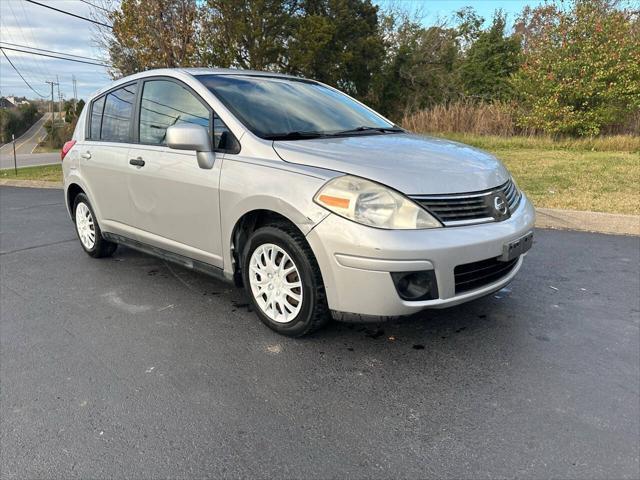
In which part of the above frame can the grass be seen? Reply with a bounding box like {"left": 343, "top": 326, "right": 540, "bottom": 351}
{"left": 432, "top": 132, "right": 640, "bottom": 153}
{"left": 0, "top": 164, "right": 62, "bottom": 182}
{"left": 2, "top": 136, "right": 639, "bottom": 215}
{"left": 33, "top": 143, "right": 61, "bottom": 153}
{"left": 435, "top": 133, "right": 640, "bottom": 215}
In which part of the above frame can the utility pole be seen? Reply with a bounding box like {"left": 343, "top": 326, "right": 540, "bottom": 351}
{"left": 72, "top": 75, "right": 78, "bottom": 111}
{"left": 56, "top": 75, "right": 62, "bottom": 122}
{"left": 12, "top": 134, "right": 17, "bottom": 176}
{"left": 45, "top": 80, "right": 59, "bottom": 141}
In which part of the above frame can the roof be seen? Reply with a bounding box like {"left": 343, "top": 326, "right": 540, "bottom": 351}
{"left": 179, "top": 67, "right": 302, "bottom": 80}
{"left": 88, "top": 67, "right": 308, "bottom": 100}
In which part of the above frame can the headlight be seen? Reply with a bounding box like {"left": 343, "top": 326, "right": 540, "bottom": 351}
{"left": 314, "top": 175, "right": 442, "bottom": 229}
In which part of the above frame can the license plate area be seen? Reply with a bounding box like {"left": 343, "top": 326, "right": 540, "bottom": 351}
{"left": 500, "top": 231, "right": 533, "bottom": 262}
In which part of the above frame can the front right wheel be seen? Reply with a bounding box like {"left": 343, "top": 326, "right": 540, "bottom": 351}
{"left": 242, "top": 224, "right": 329, "bottom": 337}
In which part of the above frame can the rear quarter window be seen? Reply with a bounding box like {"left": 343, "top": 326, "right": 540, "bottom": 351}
{"left": 89, "top": 96, "right": 105, "bottom": 140}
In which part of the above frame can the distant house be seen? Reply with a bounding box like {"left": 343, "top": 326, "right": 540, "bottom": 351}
{"left": 0, "top": 96, "right": 30, "bottom": 109}
{"left": 0, "top": 97, "right": 16, "bottom": 109}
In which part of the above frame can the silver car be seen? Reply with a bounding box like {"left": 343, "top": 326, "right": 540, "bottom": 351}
{"left": 62, "top": 68, "right": 535, "bottom": 336}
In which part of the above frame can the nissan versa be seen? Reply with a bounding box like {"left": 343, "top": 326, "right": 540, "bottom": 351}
{"left": 62, "top": 68, "right": 535, "bottom": 336}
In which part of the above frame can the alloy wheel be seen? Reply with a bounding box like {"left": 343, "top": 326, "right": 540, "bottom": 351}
{"left": 248, "top": 243, "right": 303, "bottom": 323}
{"left": 75, "top": 202, "right": 96, "bottom": 250}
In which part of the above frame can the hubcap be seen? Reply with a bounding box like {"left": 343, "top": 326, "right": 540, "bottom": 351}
{"left": 248, "top": 243, "right": 303, "bottom": 323}
{"left": 75, "top": 202, "right": 96, "bottom": 250}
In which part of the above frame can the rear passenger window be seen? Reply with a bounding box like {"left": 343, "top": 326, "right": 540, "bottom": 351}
{"left": 89, "top": 96, "right": 105, "bottom": 140}
{"left": 140, "top": 80, "right": 210, "bottom": 145}
{"left": 100, "top": 84, "right": 136, "bottom": 142}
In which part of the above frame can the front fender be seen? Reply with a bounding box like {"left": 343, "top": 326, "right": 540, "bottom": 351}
{"left": 219, "top": 157, "right": 334, "bottom": 273}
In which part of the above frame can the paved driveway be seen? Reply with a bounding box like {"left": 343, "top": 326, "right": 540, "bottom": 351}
{"left": 1, "top": 186, "right": 638, "bottom": 479}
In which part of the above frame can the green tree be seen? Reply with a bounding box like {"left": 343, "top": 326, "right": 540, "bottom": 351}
{"left": 76, "top": 99, "right": 86, "bottom": 117}
{"left": 512, "top": 0, "right": 640, "bottom": 136}
{"left": 459, "top": 11, "right": 521, "bottom": 100}
{"left": 285, "top": 0, "right": 385, "bottom": 100}
{"left": 371, "top": 15, "right": 461, "bottom": 120}
{"left": 198, "top": 0, "right": 296, "bottom": 70}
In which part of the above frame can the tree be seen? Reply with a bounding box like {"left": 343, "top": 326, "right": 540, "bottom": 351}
{"left": 198, "top": 0, "right": 296, "bottom": 70}
{"left": 512, "top": 0, "right": 640, "bottom": 136}
{"left": 198, "top": 0, "right": 385, "bottom": 101}
{"left": 371, "top": 15, "right": 462, "bottom": 120}
{"left": 459, "top": 11, "right": 521, "bottom": 101}
{"left": 108, "top": 0, "right": 199, "bottom": 77}
{"left": 285, "top": 0, "right": 385, "bottom": 100}
{"left": 76, "top": 99, "right": 86, "bottom": 117}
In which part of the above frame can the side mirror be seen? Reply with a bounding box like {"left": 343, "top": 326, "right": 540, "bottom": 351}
{"left": 166, "top": 124, "right": 215, "bottom": 169}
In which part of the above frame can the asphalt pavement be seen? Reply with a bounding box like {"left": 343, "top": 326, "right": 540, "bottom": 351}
{"left": 1, "top": 186, "right": 639, "bottom": 479}
{"left": 0, "top": 152, "right": 60, "bottom": 170}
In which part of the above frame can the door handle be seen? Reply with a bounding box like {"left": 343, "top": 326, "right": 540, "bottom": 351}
{"left": 129, "top": 157, "right": 145, "bottom": 167}
{"left": 80, "top": 151, "right": 91, "bottom": 159}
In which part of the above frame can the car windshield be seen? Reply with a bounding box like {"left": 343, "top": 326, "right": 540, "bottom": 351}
{"left": 196, "top": 74, "right": 397, "bottom": 140}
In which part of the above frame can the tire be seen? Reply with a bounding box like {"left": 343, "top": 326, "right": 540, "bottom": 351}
{"left": 242, "top": 223, "right": 329, "bottom": 337}
{"left": 73, "top": 193, "right": 117, "bottom": 258}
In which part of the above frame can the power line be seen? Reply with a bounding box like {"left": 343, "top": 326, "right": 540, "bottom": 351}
{"left": 0, "top": 46, "right": 111, "bottom": 67}
{"left": 0, "top": 2, "right": 45, "bottom": 84}
{"left": 0, "top": 49, "right": 47, "bottom": 98}
{"left": 7, "top": 0, "right": 49, "bottom": 81}
{"left": 0, "top": 41, "right": 110, "bottom": 63}
{"left": 78, "top": 0, "right": 111, "bottom": 14}
{"left": 18, "top": 0, "right": 54, "bottom": 79}
{"left": 25, "top": 0, "right": 113, "bottom": 29}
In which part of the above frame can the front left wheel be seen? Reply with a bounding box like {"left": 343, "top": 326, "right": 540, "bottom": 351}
{"left": 242, "top": 224, "right": 329, "bottom": 337}
{"left": 73, "top": 193, "right": 117, "bottom": 258}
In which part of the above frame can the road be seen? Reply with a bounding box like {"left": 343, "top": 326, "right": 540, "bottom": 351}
{"left": 0, "top": 112, "right": 51, "bottom": 155}
{"left": 0, "top": 113, "right": 60, "bottom": 169}
{"left": 1, "top": 186, "right": 638, "bottom": 479}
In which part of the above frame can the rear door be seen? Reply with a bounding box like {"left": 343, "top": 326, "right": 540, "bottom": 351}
{"left": 125, "top": 78, "right": 236, "bottom": 268}
{"left": 79, "top": 83, "right": 137, "bottom": 233}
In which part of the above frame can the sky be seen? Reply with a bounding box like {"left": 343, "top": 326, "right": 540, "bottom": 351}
{"left": 0, "top": 0, "right": 543, "bottom": 102}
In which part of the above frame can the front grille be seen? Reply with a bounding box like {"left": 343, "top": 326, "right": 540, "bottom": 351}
{"left": 411, "top": 179, "right": 521, "bottom": 226}
{"left": 454, "top": 256, "right": 518, "bottom": 294}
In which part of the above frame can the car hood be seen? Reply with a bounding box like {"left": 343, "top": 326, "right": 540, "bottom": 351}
{"left": 272, "top": 133, "right": 510, "bottom": 195}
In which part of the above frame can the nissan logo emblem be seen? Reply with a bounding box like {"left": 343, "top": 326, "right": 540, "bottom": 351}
{"left": 494, "top": 195, "right": 508, "bottom": 215}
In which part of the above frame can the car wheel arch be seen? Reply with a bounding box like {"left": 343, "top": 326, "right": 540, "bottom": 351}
{"left": 66, "top": 183, "right": 85, "bottom": 217}
{"left": 230, "top": 209, "right": 313, "bottom": 288}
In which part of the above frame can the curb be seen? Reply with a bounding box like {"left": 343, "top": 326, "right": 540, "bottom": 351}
{"left": 536, "top": 207, "right": 639, "bottom": 236}
{"left": 0, "top": 180, "right": 638, "bottom": 236}
{"left": 0, "top": 179, "right": 63, "bottom": 189}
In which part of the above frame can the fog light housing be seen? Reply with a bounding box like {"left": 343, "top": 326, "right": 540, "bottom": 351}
{"left": 390, "top": 270, "right": 439, "bottom": 301}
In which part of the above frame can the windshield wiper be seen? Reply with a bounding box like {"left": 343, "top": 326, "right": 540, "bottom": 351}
{"left": 263, "top": 131, "right": 328, "bottom": 141}
{"left": 333, "top": 126, "right": 405, "bottom": 135}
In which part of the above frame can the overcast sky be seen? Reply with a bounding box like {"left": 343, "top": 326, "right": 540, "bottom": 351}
{"left": 0, "top": 0, "right": 542, "bottom": 102}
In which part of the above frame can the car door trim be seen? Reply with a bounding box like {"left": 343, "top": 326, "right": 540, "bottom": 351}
{"left": 102, "top": 232, "right": 233, "bottom": 283}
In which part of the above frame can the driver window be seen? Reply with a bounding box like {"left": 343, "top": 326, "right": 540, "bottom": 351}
{"left": 139, "top": 80, "right": 209, "bottom": 145}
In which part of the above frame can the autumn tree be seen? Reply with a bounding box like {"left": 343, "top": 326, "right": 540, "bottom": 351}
{"left": 107, "top": 0, "right": 199, "bottom": 77}
{"left": 512, "top": 0, "right": 640, "bottom": 135}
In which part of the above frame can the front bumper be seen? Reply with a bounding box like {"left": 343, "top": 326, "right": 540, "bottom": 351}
{"left": 305, "top": 194, "right": 536, "bottom": 318}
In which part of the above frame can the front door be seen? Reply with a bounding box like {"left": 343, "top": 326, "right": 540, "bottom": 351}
{"left": 126, "top": 78, "right": 224, "bottom": 268}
